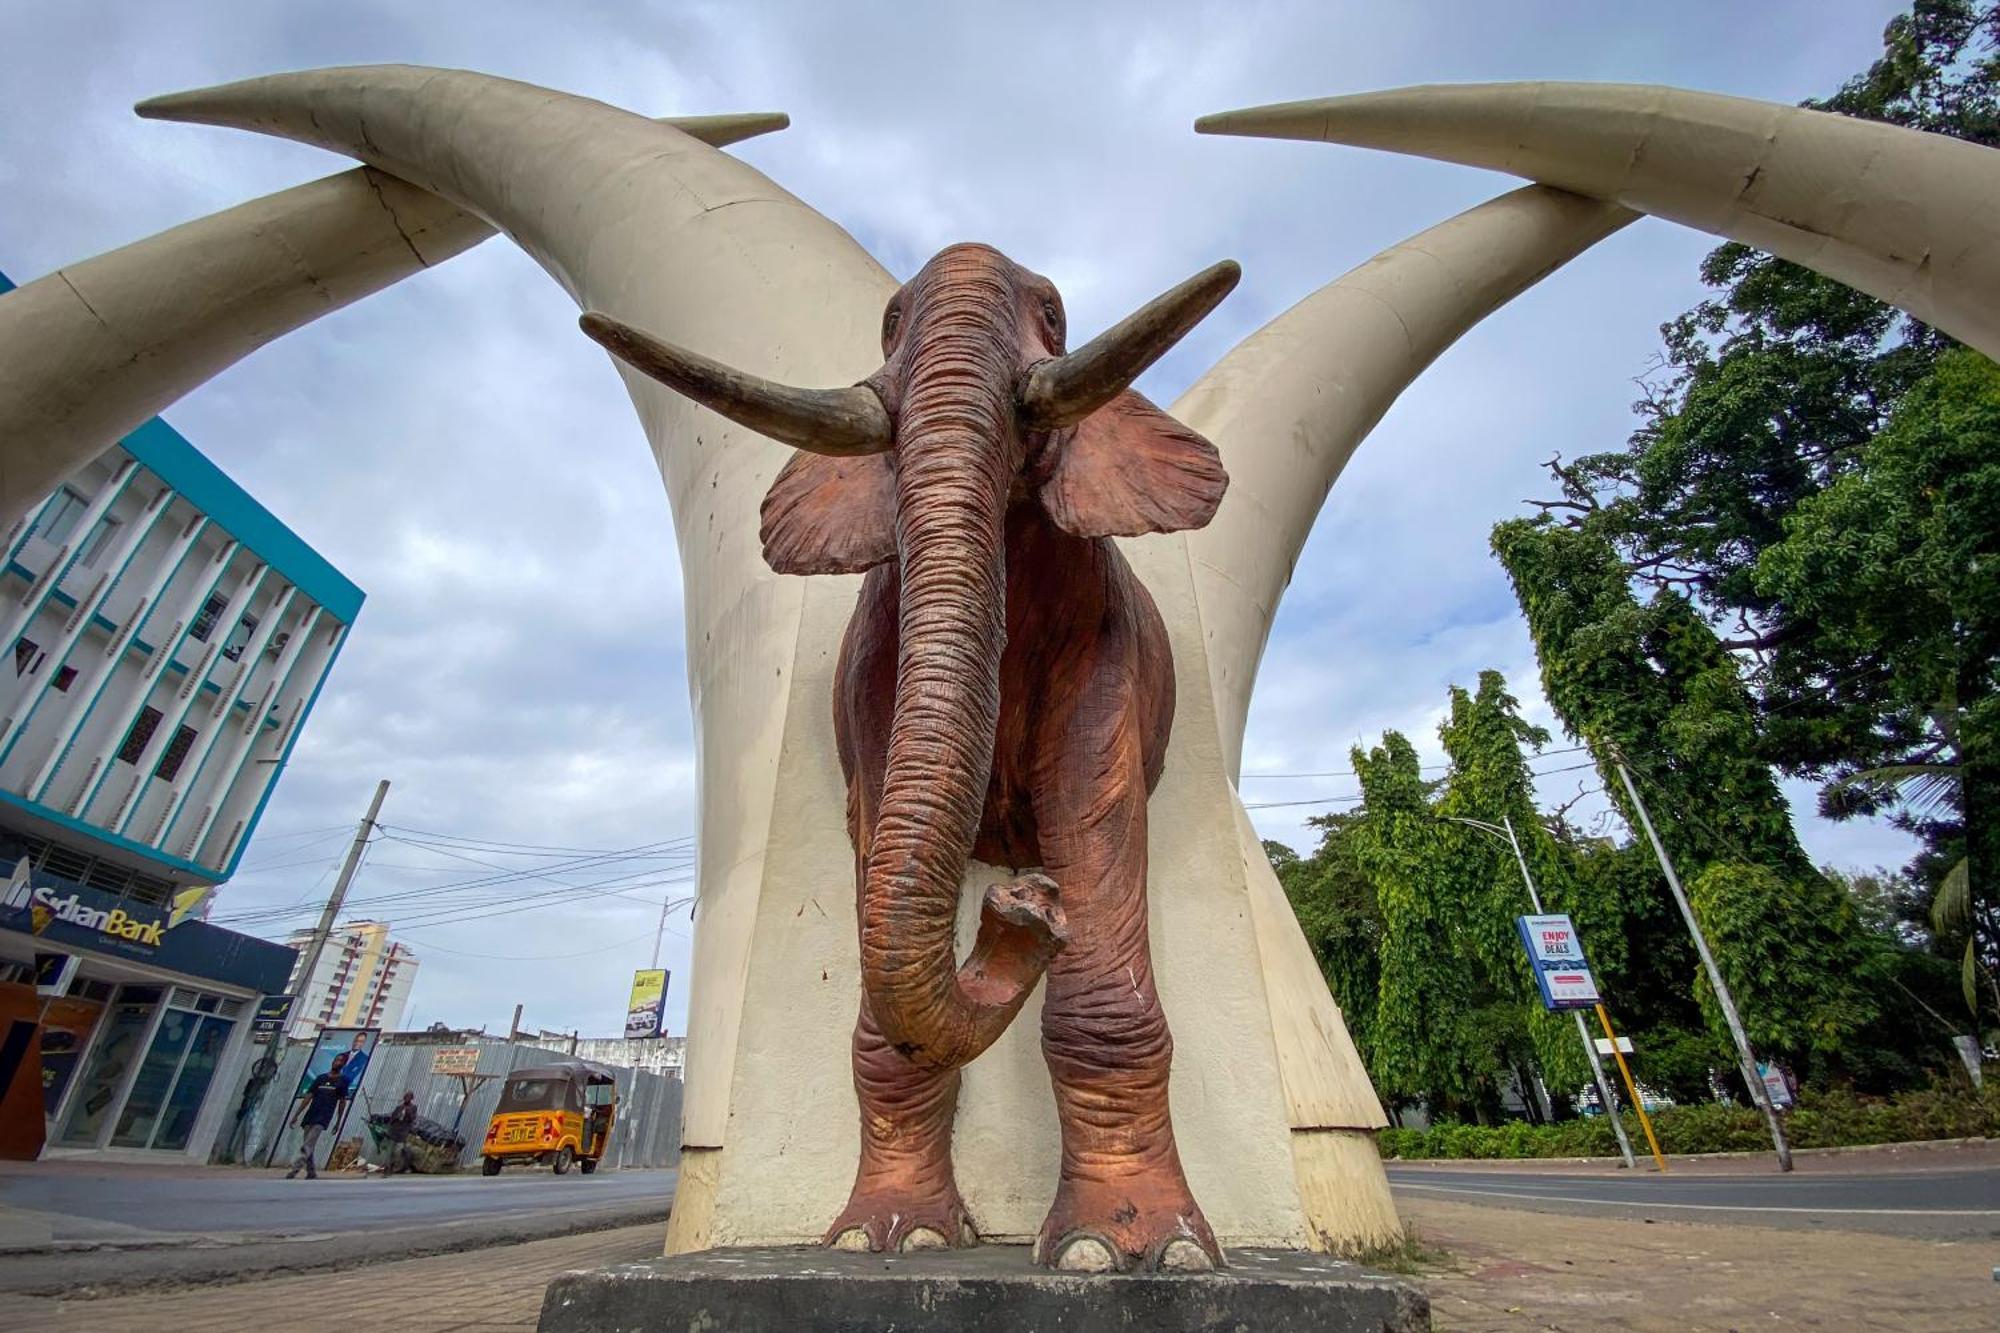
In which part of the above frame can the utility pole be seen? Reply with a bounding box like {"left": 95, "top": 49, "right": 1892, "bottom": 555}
{"left": 1497, "top": 815, "right": 1640, "bottom": 1170}
{"left": 1611, "top": 756, "right": 1793, "bottom": 1171}
{"left": 288, "top": 779, "right": 390, "bottom": 1029}
{"left": 650, "top": 886, "right": 673, "bottom": 971}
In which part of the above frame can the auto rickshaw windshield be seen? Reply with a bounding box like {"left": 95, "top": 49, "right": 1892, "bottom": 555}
{"left": 497, "top": 1077, "right": 580, "bottom": 1114}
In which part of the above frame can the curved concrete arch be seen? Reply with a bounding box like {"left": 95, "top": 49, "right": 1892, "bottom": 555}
{"left": 0, "top": 111, "right": 788, "bottom": 528}
{"left": 1197, "top": 82, "right": 2000, "bottom": 360}
{"left": 1165, "top": 184, "right": 1636, "bottom": 778}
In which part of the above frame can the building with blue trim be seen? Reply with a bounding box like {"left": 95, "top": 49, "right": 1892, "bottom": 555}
{"left": 0, "top": 266, "right": 361, "bottom": 1159}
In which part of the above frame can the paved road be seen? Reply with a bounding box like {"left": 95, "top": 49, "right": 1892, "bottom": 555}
{"left": 0, "top": 1165, "right": 675, "bottom": 1295}
{"left": 1, "top": 1164, "right": 672, "bottom": 1243}
{"left": 1387, "top": 1162, "right": 2000, "bottom": 1239}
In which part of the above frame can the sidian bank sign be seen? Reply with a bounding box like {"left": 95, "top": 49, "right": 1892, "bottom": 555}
{"left": 3, "top": 861, "right": 171, "bottom": 949}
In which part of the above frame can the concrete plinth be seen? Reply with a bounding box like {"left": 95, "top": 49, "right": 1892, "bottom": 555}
{"left": 537, "top": 1245, "right": 1430, "bottom": 1333}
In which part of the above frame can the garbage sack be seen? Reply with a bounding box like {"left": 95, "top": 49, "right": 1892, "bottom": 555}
{"left": 364, "top": 1112, "right": 467, "bottom": 1173}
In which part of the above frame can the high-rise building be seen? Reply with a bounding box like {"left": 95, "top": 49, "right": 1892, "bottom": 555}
{"left": 281, "top": 920, "right": 420, "bottom": 1036}
{"left": 0, "top": 265, "right": 363, "bottom": 1161}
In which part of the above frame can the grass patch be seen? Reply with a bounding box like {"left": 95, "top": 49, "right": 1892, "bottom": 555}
{"left": 1354, "top": 1225, "right": 1453, "bottom": 1276}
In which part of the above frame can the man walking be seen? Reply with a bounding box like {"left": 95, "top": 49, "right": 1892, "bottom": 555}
{"left": 286, "top": 1053, "right": 348, "bottom": 1180}
{"left": 385, "top": 1091, "right": 419, "bottom": 1175}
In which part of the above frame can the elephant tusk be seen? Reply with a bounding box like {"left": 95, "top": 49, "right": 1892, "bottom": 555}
{"left": 1196, "top": 82, "right": 2000, "bottom": 361}
{"left": 1020, "top": 259, "right": 1241, "bottom": 429}
{"left": 1168, "top": 185, "right": 1634, "bottom": 779}
{"left": 0, "top": 106, "right": 790, "bottom": 530}
{"left": 580, "top": 312, "right": 891, "bottom": 456}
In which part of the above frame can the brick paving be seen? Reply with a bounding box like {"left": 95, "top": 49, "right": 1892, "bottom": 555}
{"left": 1405, "top": 1196, "right": 1998, "bottom": 1331}
{"left": 3, "top": 1200, "right": 1992, "bottom": 1330}
{"left": 0, "top": 1223, "right": 664, "bottom": 1332}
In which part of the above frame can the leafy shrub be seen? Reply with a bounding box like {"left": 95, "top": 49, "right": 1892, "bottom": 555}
{"left": 1376, "top": 1082, "right": 1997, "bottom": 1159}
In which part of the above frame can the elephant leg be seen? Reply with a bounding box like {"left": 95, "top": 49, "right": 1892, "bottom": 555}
{"left": 824, "top": 774, "right": 974, "bottom": 1253}
{"left": 822, "top": 998, "right": 973, "bottom": 1252}
{"left": 1030, "top": 696, "right": 1220, "bottom": 1273}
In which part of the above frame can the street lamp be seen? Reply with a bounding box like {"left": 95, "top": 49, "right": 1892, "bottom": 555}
{"left": 1443, "top": 813, "right": 1657, "bottom": 1170}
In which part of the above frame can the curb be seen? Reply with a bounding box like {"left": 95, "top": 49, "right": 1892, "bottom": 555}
{"left": 1384, "top": 1135, "right": 1992, "bottom": 1167}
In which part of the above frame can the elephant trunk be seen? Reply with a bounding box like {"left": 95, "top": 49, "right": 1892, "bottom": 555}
{"left": 858, "top": 271, "right": 1065, "bottom": 1071}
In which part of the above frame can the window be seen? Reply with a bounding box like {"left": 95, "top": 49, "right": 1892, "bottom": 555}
{"left": 116, "top": 706, "right": 163, "bottom": 765}
{"left": 220, "top": 613, "right": 258, "bottom": 662}
{"left": 188, "top": 594, "right": 228, "bottom": 644}
{"left": 35, "top": 488, "right": 88, "bottom": 547}
{"left": 154, "top": 725, "right": 198, "bottom": 783}
{"left": 78, "top": 516, "right": 123, "bottom": 570}
{"left": 13, "top": 638, "right": 39, "bottom": 676}
{"left": 53, "top": 666, "right": 76, "bottom": 692}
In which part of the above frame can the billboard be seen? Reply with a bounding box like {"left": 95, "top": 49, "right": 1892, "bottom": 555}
{"left": 1515, "top": 913, "right": 1602, "bottom": 1011}
{"left": 625, "top": 969, "right": 669, "bottom": 1038}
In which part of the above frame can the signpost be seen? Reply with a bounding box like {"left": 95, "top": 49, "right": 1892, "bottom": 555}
{"left": 250, "top": 994, "right": 295, "bottom": 1043}
{"left": 1514, "top": 914, "right": 1602, "bottom": 1010}
{"left": 431, "top": 1045, "right": 482, "bottom": 1077}
{"left": 1516, "top": 910, "right": 1668, "bottom": 1172}
{"left": 625, "top": 968, "right": 669, "bottom": 1039}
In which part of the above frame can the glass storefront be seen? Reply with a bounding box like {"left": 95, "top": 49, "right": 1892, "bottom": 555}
{"left": 54, "top": 983, "right": 243, "bottom": 1151}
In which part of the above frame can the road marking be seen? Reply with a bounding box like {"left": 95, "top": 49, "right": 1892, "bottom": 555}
{"left": 1392, "top": 1182, "right": 2000, "bottom": 1217}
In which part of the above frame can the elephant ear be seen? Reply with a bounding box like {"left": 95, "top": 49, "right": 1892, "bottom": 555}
{"left": 1038, "top": 390, "right": 1228, "bottom": 538}
{"left": 759, "top": 451, "right": 897, "bottom": 575}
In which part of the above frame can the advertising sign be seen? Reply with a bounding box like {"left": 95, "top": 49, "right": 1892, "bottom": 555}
{"left": 1515, "top": 913, "right": 1602, "bottom": 1011}
{"left": 625, "top": 969, "right": 669, "bottom": 1038}
{"left": 250, "top": 994, "right": 295, "bottom": 1041}
{"left": 431, "top": 1045, "right": 482, "bottom": 1076}
{"left": 293, "top": 1026, "right": 381, "bottom": 1100}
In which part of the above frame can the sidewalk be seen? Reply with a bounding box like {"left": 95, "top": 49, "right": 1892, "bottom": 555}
{"left": 0, "top": 1222, "right": 665, "bottom": 1331}
{"left": 1405, "top": 1195, "right": 1997, "bottom": 1330}
{"left": 1386, "top": 1135, "right": 1998, "bottom": 1176}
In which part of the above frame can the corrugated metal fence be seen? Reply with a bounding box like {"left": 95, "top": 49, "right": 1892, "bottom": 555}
{"left": 224, "top": 1037, "right": 682, "bottom": 1172}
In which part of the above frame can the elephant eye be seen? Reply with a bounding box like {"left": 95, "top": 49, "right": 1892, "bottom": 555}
{"left": 1041, "top": 299, "right": 1063, "bottom": 346}
{"left": 882, "top": 306, "right": 902, "bottom": 346}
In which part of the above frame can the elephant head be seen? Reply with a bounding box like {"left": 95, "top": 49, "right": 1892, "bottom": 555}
{"left": 581, "top": 242, "right": 1236, "bottom": 1068}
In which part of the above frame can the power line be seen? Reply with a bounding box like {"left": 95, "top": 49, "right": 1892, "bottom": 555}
{"left": 1240, "top": 745, "right": 1591, "bottom": 782}
{"left": 211, "top": 836, "right": 694, "bottom": 927}
{"left": 375, "top": 823, "right": 692, "bottom": 856}
{"left": 393, "top": 924, "right": 688, "bottom": 963}
{"left": 1240, "top": 757, "right": 1606, "bottom": 810}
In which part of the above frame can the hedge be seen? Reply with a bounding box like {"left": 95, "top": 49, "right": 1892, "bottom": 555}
{"left": 1376, "top": 1084, "right": 1997, "bottom": 1160}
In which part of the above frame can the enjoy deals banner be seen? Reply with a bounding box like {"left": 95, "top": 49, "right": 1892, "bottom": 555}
{"left": 1516, "top": 913, "right": 1602, "bottom": 1011}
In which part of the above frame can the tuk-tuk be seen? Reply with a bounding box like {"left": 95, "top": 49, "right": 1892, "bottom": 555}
{"left": 480, "top": 1060, "right": 618, "bottom": 1175}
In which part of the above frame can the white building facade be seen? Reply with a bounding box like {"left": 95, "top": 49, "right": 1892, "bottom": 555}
{"left": 0, "top": 268, "right": 364, "bottom": 1160}
{"left": 282, "top": 919, "right": 419, "bottom": 1036}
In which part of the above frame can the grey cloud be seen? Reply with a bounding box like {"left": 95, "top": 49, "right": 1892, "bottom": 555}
{"left": 0, "top": 0, "right": 1916, "bottom": 1035}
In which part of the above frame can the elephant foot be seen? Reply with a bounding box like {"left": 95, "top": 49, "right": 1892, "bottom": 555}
{"left": 1033, "top": 1172, "right": 1222, "bottom": 1274}
{"left": 824, "top": 1184, "right": 978, "bottom": 1254}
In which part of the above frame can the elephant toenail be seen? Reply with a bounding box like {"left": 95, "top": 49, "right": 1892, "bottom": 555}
{"left": 830, "top": 1228, "right": 872, "bottom": 1251}
{"left": 1159, "top": 1239, "right": 1215, "bottom": 1272}
{"left": 1056, "top": 1236, "right": 1116, "bottom": 1272}
{"left": 899, "top": 1227, "right": 948, "bottom": 1252}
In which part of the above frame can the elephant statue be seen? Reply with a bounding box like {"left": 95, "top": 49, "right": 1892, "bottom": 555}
{"left": 582, "top": 242, "right": 1239, "bottom": 1273}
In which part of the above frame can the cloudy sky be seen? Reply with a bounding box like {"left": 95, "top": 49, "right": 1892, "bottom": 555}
{"left": 0, "top": 0, "right": 1918, "bottom": 1037}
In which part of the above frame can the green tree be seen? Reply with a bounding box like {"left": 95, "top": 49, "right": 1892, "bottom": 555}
{"left": 1492, "top": 519, "right": 1881, "bottom": 1084}
{"left": 1755, "top": 349, "right": 2000, "bottom": 1016}
{"left": 1348, "top": 733, "right": 1478, "bottom": 1115}
{"left": 1518, "top": 1, "right": 2000, "bottom": 1025}
{"left": 1435, "top": 671, "right": 1605, "bottom": 1097}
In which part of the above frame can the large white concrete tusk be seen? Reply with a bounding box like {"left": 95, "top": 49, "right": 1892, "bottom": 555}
{"left": 1167, "top": 185, "right": 1636, "bottom": 777}
{"left": 1198, "top": 82, "right": 2000, "bottom": 360}
{"left": 0, "top": 109, "right": 789, "bottom": 528}
{"left": 135, "top": 67, "right": 900, "bottom": 1224}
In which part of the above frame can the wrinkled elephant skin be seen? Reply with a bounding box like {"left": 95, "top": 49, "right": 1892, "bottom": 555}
{"left": 588, "top": 242, "right": 1236, "bottom": 1272}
